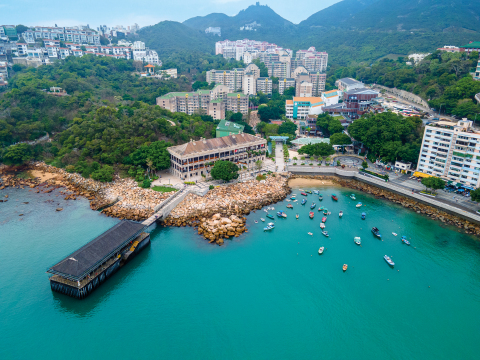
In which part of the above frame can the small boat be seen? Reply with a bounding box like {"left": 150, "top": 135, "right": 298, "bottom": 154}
{"left": 277, "top": 211, "right": 287, "bottom": 218}
{"left": 319, "top": 195, "right": 323, "bottom": 201}
{"left": 384, "top": 255, "right": 395, "bottom": 266}
{"left": 318, "top": 247, "right": 324, "bottom": 254}
{"left": 322, "top": 231, "right": 329, "bottom": 237}
{"left": 354, "top": 236, "right": 361, "bottom": 245}
{"left": 318, "top": 206, "right": 325, "bottom": 212}
{"left": 263, "top": 209, "right": 268, "bottom": 213}
{"left": 266, "top": 214, "right": 274, "bottom": 219}
{"left": 301, "top": 199, "right": 307, "bottom": 205}
{"left": 264, "top": 223, "right": 275, "bottom": 231}
{"left": 392, "top": 232, "right": 397, "bottom": 236}
{"left": 356, "top": 202, "right": 363, "bottom": 208}
{"left": 308, "top": 232, "right": 313, "bottom": 236}
{"left": 287, "top": 203, "right": 293, "bottom": 209}
{"left": 323, "top": 209, "right": 328, "bottom": 215}
{"left": 322, "top": 217, "right": 327, "bottom": 223}
{"left": 343, "top": 264, "right": 348, "bottom": 271}
{"left": 350, "top": 194, "right": 356, "bottom": 200}
{"left": 320, "top": 223, "right": 325, "bottom": 229}
{"left": 371, "top": 227, "right": 382, "bottom": 238}
{"left": 310, "top": 203, "right": 316, "bottom": 209}
{"left": 313, "top": 190, "right": 319, "bottom": 194}
{"left": 271, "top": 207, "right": 275, "bottom": 210}
{"left": 260, "top": 218, "right": 265, "bottom": 222}
{"left": 361, "top": 212, "right": 366, "bottom": 220}
{"left": 327, "top": 212, "right": 331, "bottom": 215}
{"left": 339, "top": 211, "right": 343, "bottom": 218}
{"left": 309, "top": 211, "right": 314, "bottom": 219}
{"left": 306, "top": 190, "right": 312, "bottom": 194}
{"left": 296, "top": 214, "right": 299, "bottom": 219}
{"left": 401, "top": 236, "right": 410, "bottom": 245}
{"left": 301, "top": 192, "right": 307, "bottom": 196}
{"left": 293, "top": 200, "right": 298, "bottom": 202}
{"left": 254, "top": 220, "right": 258, "bottom": 224}
{"left": 331, "top": 194, "right": 338, "bottom": 201}
{"left": 299, "top": 189, "right": 304, "bottom": 192}
{"left": 290, "top": 195, "right": 296, "bottom": 200}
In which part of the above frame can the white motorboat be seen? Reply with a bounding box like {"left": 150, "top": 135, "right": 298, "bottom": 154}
{"left": 320, "top": 223, "right": 325, "bottom": 229}
{"left": 260, "top": 218, "right": 265, "bottom": 222}
{"left": 384, "top": 255, "right": 395, "bottom": 266}
{"left": 392, "top": 232, "right": 397, "bottom": 236}
{"left": 318, "top": 247, "right": 324, "bottom": 254}
{"left": 339, "top": 211, "right": 343, "bottom": 217}
{"left": 354, "top": 236, "right": 361, "bottom": 245}
{"left": 356, "top": 202, "right": 363, "bottom": 208}
{"left": 308, "top": 232, "right": 313, "bottom": 236}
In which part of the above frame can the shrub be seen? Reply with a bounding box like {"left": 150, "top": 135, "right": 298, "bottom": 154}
{"left": 293, "top": 162, "right": 297, "bottom": 165}
{"left": 309, "top": 163, "right": 313, "bottom": 166}
{"left": 209, "top": 185, "right": 214, "bottom": 190}
{"left": 184, "top": 181, "right": 195, "bottom": 185}
{"left": 65, "top": 165, "right": 75, "bottom": 173}
{"left": 256, "top": 174, "right": 267, "bottom": 181}
{"left": 141, "top": 178, "right": 152, "bottom": 188}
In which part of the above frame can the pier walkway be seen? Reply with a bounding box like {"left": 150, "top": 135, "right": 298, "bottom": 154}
{"left": 142, "top": 188, "right": 190, "bottom": 227}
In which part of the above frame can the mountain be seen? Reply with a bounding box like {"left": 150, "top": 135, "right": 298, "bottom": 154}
{"left": 133, "top": 21, "right": 215, "bottom": 57}
{"left": 183, "top": 4, "right": 294, "bottom": 31}
{"left": 301, "top": 0, "right": 480, "bottom": 32}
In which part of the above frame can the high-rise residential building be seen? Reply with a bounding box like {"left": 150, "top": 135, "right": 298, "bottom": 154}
{"left": 132, "top": 41, "right": 161, "bottom": 65}
{"left": 215, "top": 39, "right": 292, "bottom": 62}
{"left": 295, "top": 47, "right": 328, "bottom": 73}
{"left": 268, "top": 61, "right": 291, "bottom": 78}
{"left": 245, "top": 63, "right": 260, "bottom": 78}
{"left": 206, "top": 69, "right": 245, "bottom": 93}
{"left": 28, "top": 26, "right": 100, "bottom": 44}
{"left": 298, "top": 81, "right": 313, "bottom": 98}
{"left": 416, "top": 119, "right": 480, "bottom": 189}
{"left": 309, "top": 72, "right": 327, "bottom": 95}
{"left": 278, "top": 78, "right": 295, "bottom": 95}
{"left": 243, "top": 73, "right": 257, "bottom": 96}
{"left": 225, "top": 93, "right": 249, "bottom": 114}
{"left": 256, "top": 77, "right": 272, "bottom": 95}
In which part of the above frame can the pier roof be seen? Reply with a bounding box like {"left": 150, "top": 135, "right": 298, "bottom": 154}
{"left": 47, "top": 220, "right": 145, "bottom": 281}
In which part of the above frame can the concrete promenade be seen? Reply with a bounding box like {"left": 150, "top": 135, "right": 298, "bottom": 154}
{"left": 287, "top": 166, "right": 480, "bottom": 225}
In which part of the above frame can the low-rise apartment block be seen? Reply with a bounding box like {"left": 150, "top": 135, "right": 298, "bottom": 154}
{"left": 416, "top": 120, "right": 480, "bottom": 189}
{"left": 286, "top": 97, "right": 325, "bottom": 120}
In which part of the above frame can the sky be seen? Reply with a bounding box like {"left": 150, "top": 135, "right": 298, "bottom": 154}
{"left": 0, "top": 0, "right": 340, "bottom": 29}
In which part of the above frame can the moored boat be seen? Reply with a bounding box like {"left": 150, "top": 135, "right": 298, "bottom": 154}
{"left": 295, "top": 214, "right": 299, "bottom": 219}
{"left": 320, "top": 223, "right": 325, "bottom": 229}
{"left": 343, "top": 264, "right": 348, "bottom": 271}
{"left": 350, "top": 194, "right": 356, "bottom": 200}
{"left": 306, "top": 190, "right": 312, "bottom": 194}
{"left": 384, "top": 255, "right": 395, "bottom": 266}
{"left": 332, "top": 194, "right": 338, "bottom": 201}
{"left": 264, "top": 223, "right": 275, "bottom": 231}
{"left": 318, "top": 206, "right": 325, "bottom": 212}
{"left": 287, "top": 203, "right": 293, "bottom": 209}
{"left": 308, "top": 232, "right": 313, "bottom": 236}
{"left": 309, "top": 211, "right": 314, "bottom": 219}
{"left": 371, "top": 227, "right": 382, "bottom": 238}
{"left": 339, "top": 211, "right": 343, "bottom": 217}
{"left": 277, "top": 211, "right": 287, "bottom": 218}
{"left": 310, "top": 203, "right": 316, "bottom": 209}
{"left": 301, "top": 199, "right": 307, "bottom": 205}
{"left": 313, "top": 190, "right": 319, "bottom": 194}
{"left": 318, "top": 247, "right": 324, "bottom": 254}
{"left": 401, "top": 236, "right": 411, "bottom": 245}
{"left": 254, "top": 220, "right": 258, "bottom": 223}
{"left": 301, "top": 192, "right": 307, "bottom": 196}
{"left": 322, "top": 231, "right": 329, "bottom": 237}
{"left": 356, "top": 202, "right": 363, "bottom": 208}
{"left": 392, "top": 232, "right": 397, "bottom": 236}
{"left": 260, "top": 218, "right": 265, "bottom": 222}
{"left": 361, "top": 212, "right": 366, "bottom": 220}
{"left": 322, "top": 217, "right": 327, "bottom": 223}
{"left": 354, "top": 236, "right": 361, "bottom": 245}
{"left": 323, "top": 209, "right": 328, "bottom": 215}
{"left": 266, "top": 214, "right": 274, "bottom": 219}
{"left": 319, "top": 195, "right": 323, "bottom": 201}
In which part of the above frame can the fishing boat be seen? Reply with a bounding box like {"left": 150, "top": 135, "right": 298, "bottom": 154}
{"left": 301, "top": 199, "right": 307, "bottom": 205}
{"left": 356, "top": 202, "right": 363, "bottom": 208}
{"left": 260, "top": 218, "right": 265, "bottom": 222}
{"left": 322, "top": 217, "right": 327, "bottom": 223}
{"left": 309, "top": 211, "right": 314, "bottom": 219}
{"left": 350, "top": 194, "right": 356, "bottom": 200}
{"left": 320, "top": 223, "right": 325, "bottom": 229}
{"left": 322, "top": 231, "right": 329, "bottom": 237}
{"left": 290, "top": 195, "right": 296, "bottom": 200}
{"left": 371, "top": 227, "right": 382, "bottom": 238}
{"left": 331, "top": 194, "right": 338, "bottom": 201}
{"left": 354, "top": 236, "right": 361, "bottom": 245}
{"left": 318, "top": 206, "right": 325, "bottom": 212}
{"left": 277, "top": 211, "right": 287, "bottom": 218}
{"left": 401, "top": 236, "right": 411, "bottom": 245}
{"left": 318, "top": 247, "right": 324, "bottom": 254}
{"left": 339, "top": 211, "right": 343, "bottom": 218}
{"left": 254, "top": 220, "right": 258, "bottom": 224}
{"left": 361, "top": 212, "right": 366, "bottom": 220}
{"left": 343, "top": 264, "right": 348, "bottom": 271}
{"left": 306, "top": 190, "right": 312, "bottom": 194}
{"left": 287, "top": 203, "right": 293, "bottom": 209}
{"left": 310, "top": 202, "right": 316, "bottom": 209}
{"left": 313, "top": 190, "right": 319, "bottom": 194}
{"left": 264, "top": 223, "right": 275, "bottom": 231}
{"left": 296, "top": 214, "right": 299, "bottom": 220}
{"left": 266, "top": 214, "right": 274, "bottom": 220}
{"left": 392, "top": 232, "right": 397, "bottom": 236}
{"left": 301, "top": 192, "right": 307, "bottom": 196}
{"left": 384, "top": 255, "right": 395, "bottom": 266}
{"left": 323, "top": 209, "right": 328, "bottom": 215}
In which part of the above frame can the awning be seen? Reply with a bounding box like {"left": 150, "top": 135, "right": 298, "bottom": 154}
{"left": 447, "top": 181, "right": 454, "bottom": 185}
{"left": 413, "top": 171, "right": 431, "bottom": 178}
{"left": 462, "top": 185, "right": 475, "bottom": 190}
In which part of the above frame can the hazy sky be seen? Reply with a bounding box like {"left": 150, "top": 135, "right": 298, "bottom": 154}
{"left": 1, "top": 0, "right": 340, "bottom": 28}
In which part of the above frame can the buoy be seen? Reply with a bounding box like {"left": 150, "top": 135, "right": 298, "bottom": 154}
{"left": 387, "top": 279, "right": 389, "bottom": 281}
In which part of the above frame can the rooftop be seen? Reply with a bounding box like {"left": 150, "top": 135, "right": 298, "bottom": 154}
{"left": 47, "top": 221, "right": 145, "bottom": 281}
{"left": 216, "top": 119, "right": 245, "bottom": 133}
{"left": 460, "top": 42, "right": 480, "bottom": 49}
{"left": 293, "top": 97, "right": 323, "bottom": 104}
{"left": 338, "top": 77, "right": 363, "bottom": 85}
{"left": 291, "top": 137, "right": 330, "bottom": 146}
{"left": 168, "top": 133, "right": 265, "bottom": 156}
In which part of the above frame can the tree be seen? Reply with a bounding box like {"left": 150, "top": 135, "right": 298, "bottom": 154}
{"left": 283, "top": 87, "right": 295, "bottom": 97}
{"left": 2, "top": 143, "right": 33, "bottom": 165}
{"left": 421, "top": 176, "right": 445, "bottom": 193}
{"left": 258, "top": 106, "right": 282, "bottom": 122}
{"left": 211, "top": 160, "right": 239, "bottom": 182}
{"left": 470, "top": 188, "right": 480, "bottom": 203}
{"left": 329, "top": 133, "right": 352, "bottom": 145}
{"left": 230, "top": 112, "right": 243, "bottom": 122}
{"left": 90, "top": 165, "right": 115, "bottom": 182}
{"left": 298, "top": 143, "right": 335, "bottom": 157}
{"left": 278, "top": 121, "right": 297, "bottom": 136}
{"left": 316, "top": 113, "right": 343, "bottom": 136}
{"left": 15, "top": 25, "right": 29, "bottom": 34}
{"left": 129, "top": 141, "right": 172, "bottom": 171}
{"left": 255, "top": 159, "right": 263, "bottom": 170}
{"left": 361, "top": 161, "right": 368, "bottom": 170}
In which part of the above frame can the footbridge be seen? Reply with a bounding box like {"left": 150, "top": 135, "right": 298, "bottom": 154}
{"left": 142, "top": 188, "right": 192, "bottom": 227}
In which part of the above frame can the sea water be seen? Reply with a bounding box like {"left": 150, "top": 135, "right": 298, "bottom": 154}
{"left": 1, "top": 186, "right": 479, "bottom": 359}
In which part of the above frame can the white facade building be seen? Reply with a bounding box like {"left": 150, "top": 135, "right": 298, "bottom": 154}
{"left": 416, "top": 119, "right": 480, "bottom": 188}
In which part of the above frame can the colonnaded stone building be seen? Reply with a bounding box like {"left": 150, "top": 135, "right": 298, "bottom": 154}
{"left": 167, "top": 133, "right": 267, "bottom": 181}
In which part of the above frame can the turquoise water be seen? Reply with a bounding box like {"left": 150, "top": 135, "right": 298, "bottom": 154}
{"left": 1, "top": 186, "right": 480, "bottom": 359}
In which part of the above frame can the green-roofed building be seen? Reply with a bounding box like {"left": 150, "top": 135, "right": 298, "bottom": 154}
{"left": 460, "top": 42, "right": 480, "bottom": 54}
{"left": 216, "top": 120, "right": 245, "bottom": 138}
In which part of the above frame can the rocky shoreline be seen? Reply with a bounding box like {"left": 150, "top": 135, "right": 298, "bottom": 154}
{"left": 290, "top": 174, "right": 480, "bottom": 237}
{"left": 0, "top": 162, "right": 171, "bottom": 221}
{"left": 163, "top": 174, "right": 290, "bottom": 245}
